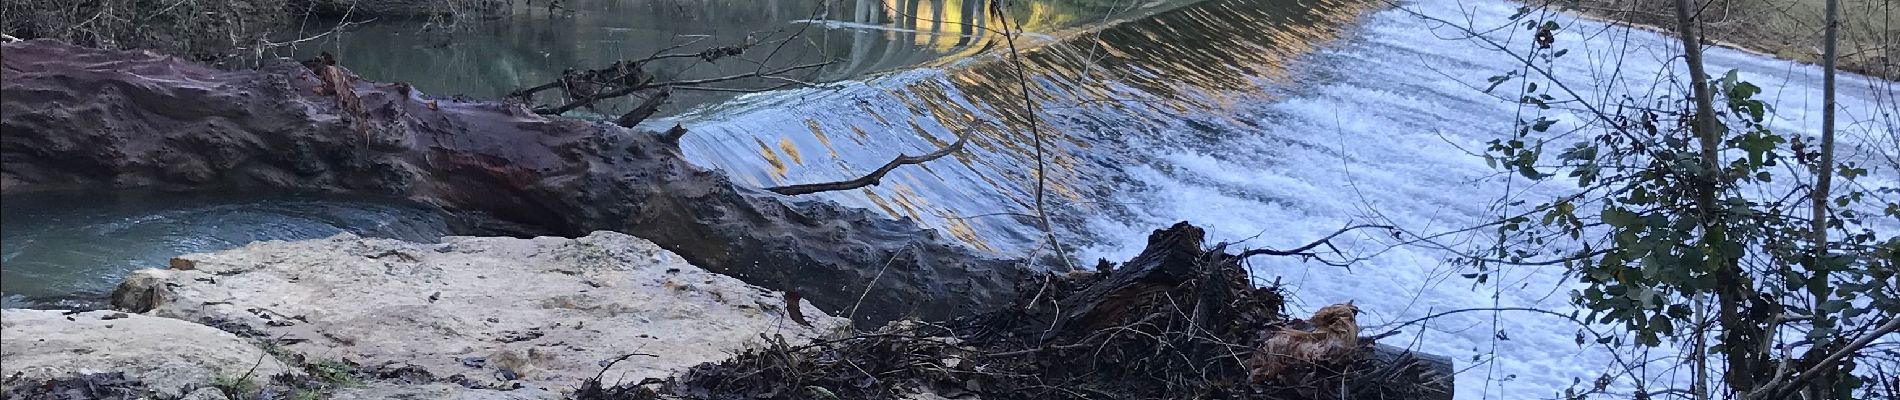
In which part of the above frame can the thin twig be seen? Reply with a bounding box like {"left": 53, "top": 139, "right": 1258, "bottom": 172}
{"left": 766, "top": 131, "right": 969, "bottom": 195}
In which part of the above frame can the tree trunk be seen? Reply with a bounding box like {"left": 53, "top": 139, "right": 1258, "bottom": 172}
{"left": 1807, "top": 3, "right": 1843, "bottom": 398}
{"left": 1815, "top": 0, "right": 1840, "bottom": 255}
{"left": 1668, "top": 0, "right": 1769, "bottom": 393}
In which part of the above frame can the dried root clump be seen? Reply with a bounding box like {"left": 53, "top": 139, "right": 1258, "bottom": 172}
{"left": 1248, "top": 302, "right": 1361, "bottom": 382}
{"left": 578, "top": 222, "right": 1452, "bottom": 400}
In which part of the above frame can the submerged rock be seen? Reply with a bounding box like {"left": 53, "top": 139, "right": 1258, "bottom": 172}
{"left": 110, "top": 231, "right": 849, "bottom": 391}
{"left": 0, "top": 39, "right": 1030, "bottom": 326}
{"left": 0, "top": 310, "right": 293, "bottom": 398}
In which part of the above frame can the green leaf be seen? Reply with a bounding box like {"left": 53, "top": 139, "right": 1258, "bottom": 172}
{"left": 1518, "top": 164, "right": 1544, "bottom": 180}
{"left": 1510, "top": 6, "right": 1532, "bottom": 19}
{"left": 805, "top": 386, "right": 839, "bottom": 400}
{"left": 1650, "top": 314, "right": 1674, "bottom": 335}
{"left": 1602, "top": 208, "right": 1636, "bottom": 227}
{"left": 1732, "top": 81, "right": 1761, "bottom": 99}
{"left": 1485, "top": 74, "right": 1513, "bottom": 93}
{"left": 1530, "top": 118, "right": 1557, "bottom": 132}
{"left": 1819, "top": 300, "right": 1851, "bottom": 314}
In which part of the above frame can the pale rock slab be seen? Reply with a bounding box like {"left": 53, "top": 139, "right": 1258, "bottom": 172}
{"left": 111, "top": 231, "right": 848, "bottom": 392}
{"left": 0, "top": 309, "right": 292, "bottom": 397}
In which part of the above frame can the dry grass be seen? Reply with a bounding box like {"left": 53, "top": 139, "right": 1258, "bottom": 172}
{"left": 1, "top": 0, "right": 290, "bottom": 63}
{"left": 297, "top": 0, "right": 507, "bottom": 18}
{"left": 1, "top": 0, "right": 507, "bottom": 64}
{"left": 1572, "top": 0, "right": 1898, "bottom": 79}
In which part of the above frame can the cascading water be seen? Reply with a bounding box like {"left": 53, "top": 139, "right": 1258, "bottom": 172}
{"left": 660, "top": 0, "right": 1898, "bottom": 397}
{"left": 9, "top": 0, "right": 1888, "bottom": 397}
{"left": 674, "top": 0, "right": 1386, "bottom": 255}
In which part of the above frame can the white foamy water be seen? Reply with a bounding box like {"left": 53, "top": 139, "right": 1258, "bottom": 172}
{"left": 1082, "top": 1, "right": 1897, "bottom": 398}
{"left": 677, "top": 0, "right": 1897, "bottom": 397}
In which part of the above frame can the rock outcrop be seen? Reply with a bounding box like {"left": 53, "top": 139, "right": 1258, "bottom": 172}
{"left": 110, "top": 231, "right": 849, "bottom": 391}
{"left": 0, "top": 39, "right": 1032, "bottom": 326}
{"left": 0, "top": 310, "right": 293, "bottom": 398}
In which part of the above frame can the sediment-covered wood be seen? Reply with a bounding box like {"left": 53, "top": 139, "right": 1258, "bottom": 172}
{"left": 0, "top": 39, "right": 1028, "bottom": 327}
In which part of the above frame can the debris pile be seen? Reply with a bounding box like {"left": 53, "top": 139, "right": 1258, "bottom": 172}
{"left": 581, "top": 222, "right": 1452, "bottom": 399}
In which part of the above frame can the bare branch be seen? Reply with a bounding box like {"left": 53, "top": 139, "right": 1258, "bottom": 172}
{"left": 765, "top": 132, "right": 970, "bottom": 196}
{"left": 615, "top": 87, "right": 671, "bottom": 128}
{"left": 1748, "top": 316, "right": 1900, "bottom": 400}
{"left": 533, "top": 61, "right": 830, "bottom": 115}
{"left": 1235, "top": 224, "right": 1396, "bottom": 258}
{"left": 658, "top": 61, "right": 831, "bottom": 87}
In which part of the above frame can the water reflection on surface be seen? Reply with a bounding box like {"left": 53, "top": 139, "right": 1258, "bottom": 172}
{"left": 284, "top": 0, "right": 1184, "bottom": 112}
{"left": 675, "top": 0, "right": 1378, "bottom": 255}
{"left": 284, "top": 0, "right": 1361, "bottom": 255}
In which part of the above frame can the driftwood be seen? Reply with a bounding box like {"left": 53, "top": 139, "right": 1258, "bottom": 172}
{"left": 584, "top": 222, "right": 1453, "bottom": 399}
{"left": 615, "top": 87, "right": 670, "bottom": 128}
{"left": 2, "top": 40, "right": 1027, "bottom": 328}
{"left": 764, "top": 132, "right": 969, "bottom": 196}
{"left": 509, "top": 34, "right": 828, "bottom": 128}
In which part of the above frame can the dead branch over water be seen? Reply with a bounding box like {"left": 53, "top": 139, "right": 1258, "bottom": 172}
{"left": 765, "top": 132, "right": 971, "bottom": 196}
{"left": 507, "top": 23, "right": 830, "bottom": 128}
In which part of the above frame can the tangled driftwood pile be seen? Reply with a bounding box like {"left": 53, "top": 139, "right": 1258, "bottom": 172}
{"left": 579, "top": 222, "right": 1452, "bottom": 400}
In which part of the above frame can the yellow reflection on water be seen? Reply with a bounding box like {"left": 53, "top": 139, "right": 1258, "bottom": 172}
{"left": 768, "top": 0, "right": 1384, "bottom": 253}
{"left": 861, "top": 188, "right": 904, "bottom": 217}
{"left": 778, "top": 137, "right": 805, "bottom": 165}
{"left": 805, "top": 119, "right": 839, "bottom": 158}
{"left": 754, "top": 137, "right": 788, "bottom": 181}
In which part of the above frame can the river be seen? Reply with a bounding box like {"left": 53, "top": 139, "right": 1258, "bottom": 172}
{"left": 0, "top": 191, "right": 476, "bottom": 309}
{"left": 6, "top": 0, "right": 1896, "bottom": 397}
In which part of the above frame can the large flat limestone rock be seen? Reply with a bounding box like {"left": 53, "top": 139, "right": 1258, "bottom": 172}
{"left": 0, "top": 309, "right": 292, "bottom": 397}
{"left": 110, "top": 231, "right": 848, "bottom": 392}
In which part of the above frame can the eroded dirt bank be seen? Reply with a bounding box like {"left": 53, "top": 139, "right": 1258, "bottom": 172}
{"left": 0, "top": 39, "right": 1029, "bottom": 326}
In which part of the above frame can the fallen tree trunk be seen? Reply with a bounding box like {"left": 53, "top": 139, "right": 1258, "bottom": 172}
{"left": 0, "top": 39, "right": 1026, "bottom": 327}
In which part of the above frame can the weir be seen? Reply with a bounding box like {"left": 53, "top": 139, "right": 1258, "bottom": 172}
{"left": 2, "top": 0, "right": 1894, "bottom": 397}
